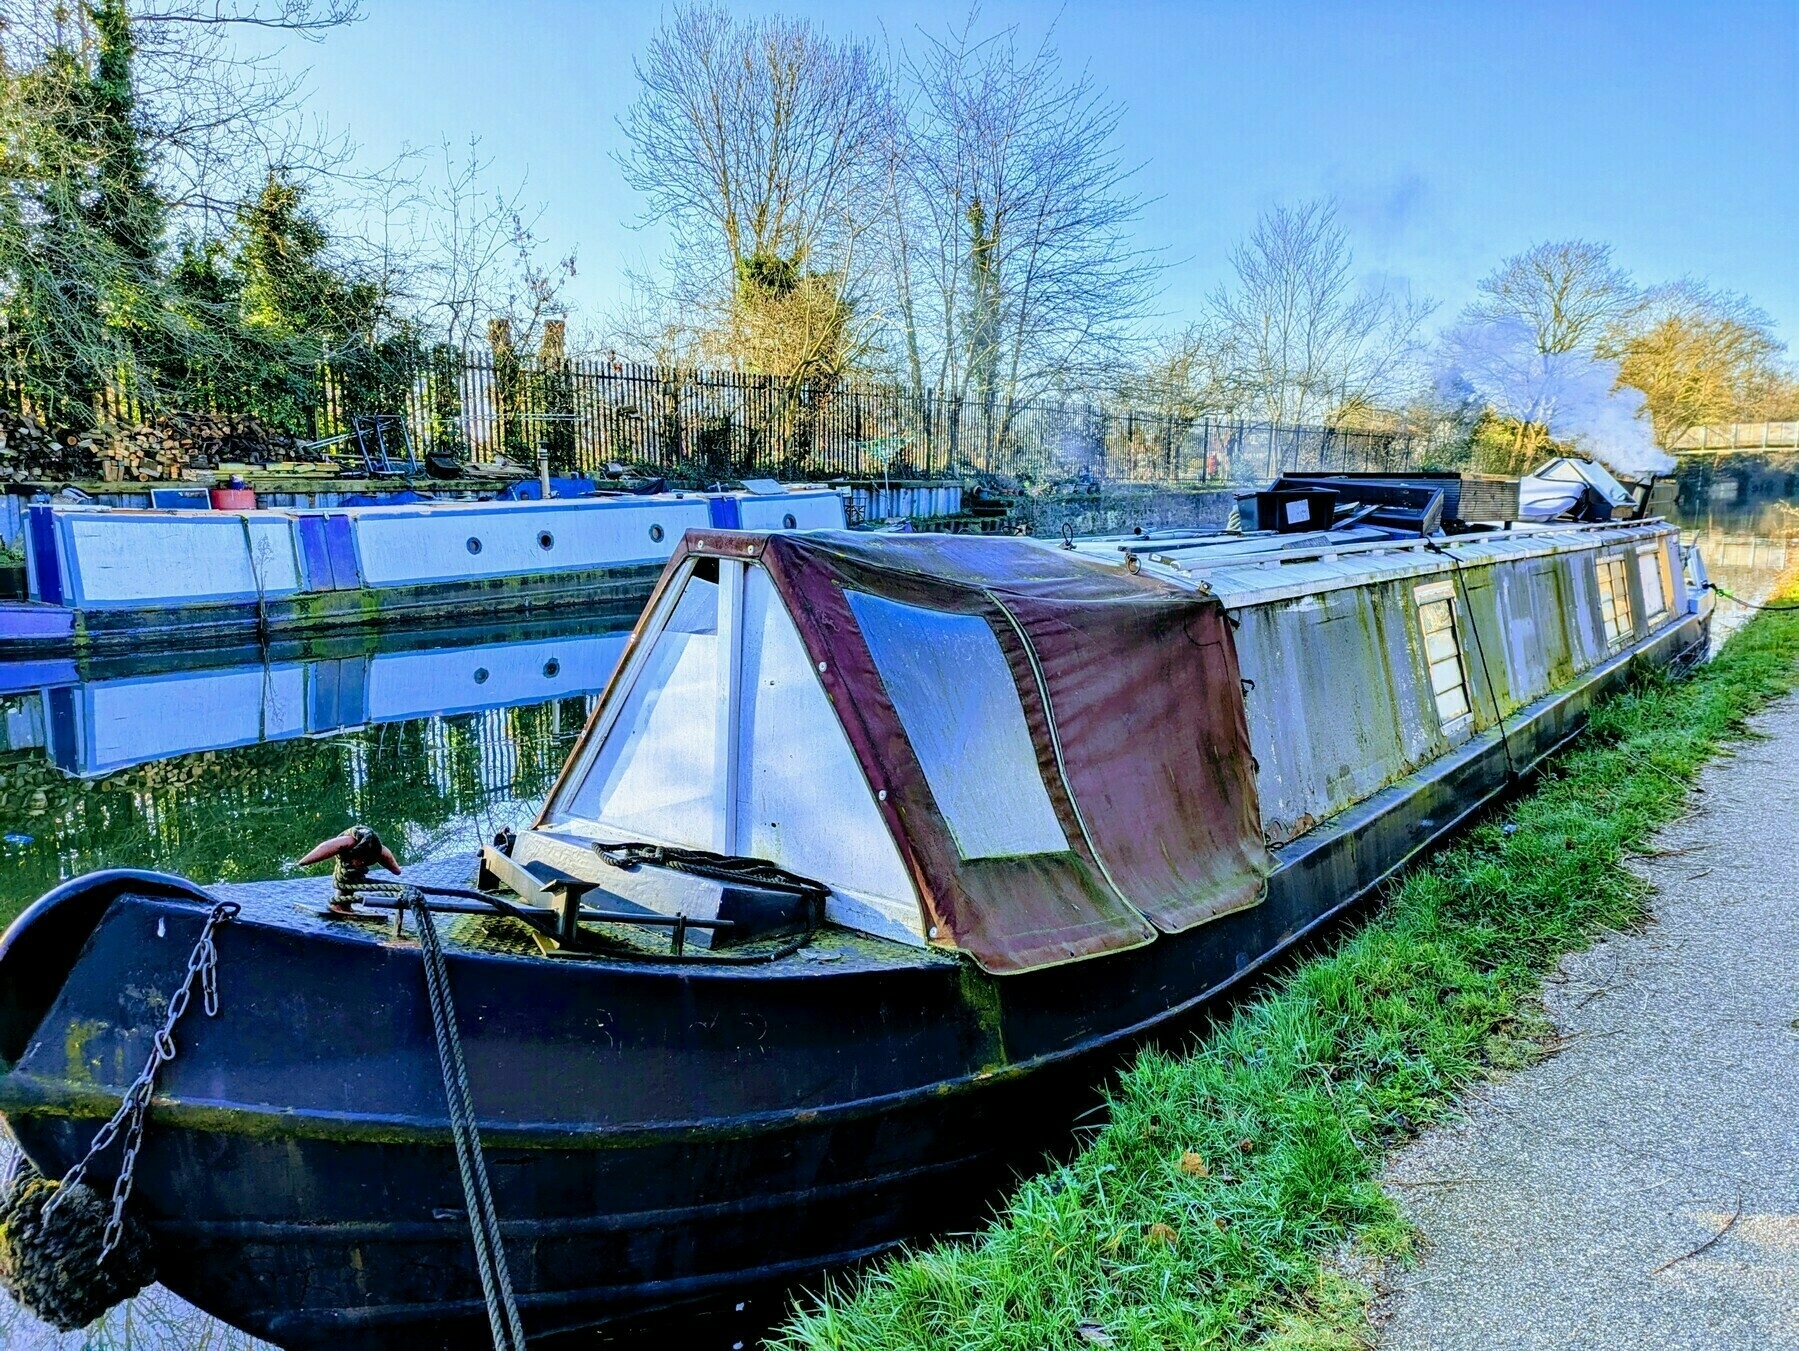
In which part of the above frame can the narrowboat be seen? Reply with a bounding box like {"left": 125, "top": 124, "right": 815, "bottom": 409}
{"left": 3, "top": 484, "right": 844, "bottom": 656}
{"left": 0, "top": 503, "right": 1710, "bottom": 1347}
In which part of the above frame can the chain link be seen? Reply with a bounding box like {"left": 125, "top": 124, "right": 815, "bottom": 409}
{"left": 44, "top": 899, "right": 240, "bottom": 1265}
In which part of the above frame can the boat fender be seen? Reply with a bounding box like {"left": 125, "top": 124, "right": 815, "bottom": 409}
{"left": 0, "top": 1159, "right": 155, "bottom": 1331}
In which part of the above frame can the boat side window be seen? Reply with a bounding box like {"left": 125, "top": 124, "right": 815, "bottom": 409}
{"left": 1414, "top": 580, "right": 1471, "bottom": 729}
{"left": 561, "top": 573, "right": 720, "bottom": 847}
{"left": 1637, "top": 544, "right": 1669, "bottom": 623}
{"left": 1596, "top": 552, "right": 1634, "bottom": 645}
{"left": 846, "top": 591, "right": 1070, "bottom": 860}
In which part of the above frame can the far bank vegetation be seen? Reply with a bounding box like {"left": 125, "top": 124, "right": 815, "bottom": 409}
{"left": 3, "top": 1, "right": 1796, "bottom": 482}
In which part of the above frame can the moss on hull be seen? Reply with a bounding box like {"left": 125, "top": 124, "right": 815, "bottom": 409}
{"left": 776, "top": 592, "right": 1799, "bottom": 1351}
{"left": 67, "top": 563, "right": 664, "bottom": 656}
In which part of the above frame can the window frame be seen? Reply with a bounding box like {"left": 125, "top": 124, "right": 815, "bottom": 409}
{"left": 1414, "top": 578, "right": 1474, "bottom": 734}
{"left": 1636, "top": 542, "right": 1671, "bottom": 624}
{"left": 1595, "top": 551, "right": 1636, "bottom": 647}
{"left": 845, "top": 589, "right": 1071, "bottom": 862}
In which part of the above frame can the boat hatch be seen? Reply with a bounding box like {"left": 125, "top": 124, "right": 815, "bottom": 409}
{"left": 540, "top": 530, "right": 1271, "bottom": 974}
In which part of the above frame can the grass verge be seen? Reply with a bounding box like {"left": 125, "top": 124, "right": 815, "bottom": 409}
{"left": 775, "top": 596, "right": 1799, "bottom": 1351}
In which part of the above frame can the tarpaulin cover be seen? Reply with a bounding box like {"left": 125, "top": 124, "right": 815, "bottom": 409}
{"left": 675, "top": 529, "right": 1270, "bottom": 974}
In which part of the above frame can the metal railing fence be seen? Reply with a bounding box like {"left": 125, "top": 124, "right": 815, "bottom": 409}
{"left": 4, "top": 349, "right": 1427, "bottom": 486}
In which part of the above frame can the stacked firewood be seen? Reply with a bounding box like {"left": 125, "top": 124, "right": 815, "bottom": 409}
{"left": 93, "top": 412, "right": 305, "bottom": 482}
{"left": 0, "top": 411, "right": 79, "bottom": 480}
{"left": 0, "top": 410, "right": 321, "bottom": 482}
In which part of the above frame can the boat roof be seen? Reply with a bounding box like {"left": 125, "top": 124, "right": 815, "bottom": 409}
{"left": 1523, "top": 456, "right": 1636, "bottom": 504}
{"left": 1065, "top": 516, "right": 1678, "bottom": 608}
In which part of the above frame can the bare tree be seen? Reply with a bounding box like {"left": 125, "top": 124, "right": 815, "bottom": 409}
{"left": 1601, "top": 279, "right": 1788, "bottom": 450}
{"left": 1206, "top": 200, "right": 1432, "bottom": 427}
{"left": 1116, "top": 323, "right": 1227, "bottom": 423}
{"left": 1, "top": 0, "right": 366, "bottom": 237}
{"left": 407, "top": 139, "right": 576, "bottom": 356}
{"left": 1469, "top": 239, "right": 1636, "bottom": 356}
{"left": 617, "top": 2, "right": 887, "bottom": 381}
{"left": 882, "top": 19, "right": 1156, "bottom": 430}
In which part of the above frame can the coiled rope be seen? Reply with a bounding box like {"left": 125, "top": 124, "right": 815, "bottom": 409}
{"left": 357, "top": 880, "right": 526, "bottom": 1350}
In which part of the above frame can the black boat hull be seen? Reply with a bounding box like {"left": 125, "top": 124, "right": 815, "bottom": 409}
{"left": 0, "top": 612, "right": 1705, "bottom": 1348}
{"left": 9, "top": 1063, "right": 1109, "bottom": 1348}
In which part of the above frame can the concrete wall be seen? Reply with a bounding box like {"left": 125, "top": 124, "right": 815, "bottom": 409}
{"left": 1018, "top": 487, "right": 1236, "bottom": 539}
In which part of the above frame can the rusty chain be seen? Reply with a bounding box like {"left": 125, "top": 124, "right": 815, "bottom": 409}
{"left": 44, "top": 899, "right": 240, "bottom": 1265}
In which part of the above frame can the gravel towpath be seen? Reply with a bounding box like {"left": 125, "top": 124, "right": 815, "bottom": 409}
{"left": 1377, "top": 696, "right": 1799, "bottom": 1349}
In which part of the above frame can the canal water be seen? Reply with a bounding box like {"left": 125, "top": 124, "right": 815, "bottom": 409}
{"left": 0, "top": 619, "right": 634, "bottom": 933}
{"left": 0, "top": 618, "right": 633, "bottom": 1350}
{"left": 3, "top": 468, "right": 1797, "bottom": 1348}
{"left": 1672, "top": 458, "right": 1799, "bottom": 645}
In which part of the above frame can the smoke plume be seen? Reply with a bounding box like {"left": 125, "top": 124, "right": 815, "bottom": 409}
{"left": 1437, "top": 318, "right": 1674, "bottom": 478}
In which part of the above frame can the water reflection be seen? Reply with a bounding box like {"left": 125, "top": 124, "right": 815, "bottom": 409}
{"left": 1672, "top": 459, "right": 1799, "bottom": 641}
{"left": 0, "top": 618, "right": 631, "bottom": 931}
{"left": 0, "top": 1205, "right": 274, "bottom": 1351}
{"left": 0, "top": 619, "right": 641, "bottom": 1347}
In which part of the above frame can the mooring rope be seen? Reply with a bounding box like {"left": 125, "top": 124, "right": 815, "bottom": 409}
{"left": 234, "top": 513, "right": 270, "bottom": 650}
{"left": 388, "top": 883, "right": 528, "bottom": 1351}
{"left": 1708, "top": 582, "right": 1799, "bottom": 612}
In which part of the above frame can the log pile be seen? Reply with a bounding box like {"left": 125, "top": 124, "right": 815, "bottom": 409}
{"left": 0, "top": 412, "right": 80, "bottom": 480}
{"left": 0, "top": 411, "right": 313, "bottom": 482}
{"left": 92, "top": 412, "right": 304, "bottom": 482}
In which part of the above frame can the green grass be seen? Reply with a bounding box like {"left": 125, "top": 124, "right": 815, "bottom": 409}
{"left": 775, "top": 598, "right": 1799, "bottom": 1351}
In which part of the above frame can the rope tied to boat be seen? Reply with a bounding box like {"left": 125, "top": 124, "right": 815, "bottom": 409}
{"left": 349, "top": 876, "right": 527, "bottom": 1350}
{"left": 1707, "top": 582, "right": 1799, "bottom": 612}
{"left": 0, "top": 898, "right": 238, "bottom": 1330}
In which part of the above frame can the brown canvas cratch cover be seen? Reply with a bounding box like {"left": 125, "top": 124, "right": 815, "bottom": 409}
{"left": 641, "top": 529, "right": 1270, "bottom": 974}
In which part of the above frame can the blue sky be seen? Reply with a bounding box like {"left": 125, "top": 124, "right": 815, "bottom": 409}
{"left": 289, "top": 0, "right": 1799, "bottom": 345}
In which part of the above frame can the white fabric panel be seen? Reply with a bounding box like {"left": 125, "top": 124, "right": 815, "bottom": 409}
{"left": 845, "top": 590, "right": 1068, "bottom": 860}
{"left": 735, "top": 569, "right": 918, "bottom": 924}
{"left": 564, "top": 577, "right": 719, "bottom": 847}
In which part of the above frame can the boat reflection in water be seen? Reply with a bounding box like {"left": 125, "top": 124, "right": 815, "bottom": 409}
{"left": 0, "top": 619, "right": 648, "bottom": 1349}
{"left": 0, "top": 619, "right": 632, "bottom": 929}
{"left": 4, "top": 626, "right": 630, "bottom": 780}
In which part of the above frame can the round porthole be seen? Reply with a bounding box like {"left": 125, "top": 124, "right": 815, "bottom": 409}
{"left": 782, "top": 513, "right": 797, "bottom": 529}
{"left": 466, "top": 537, "right": 482, "bottom": 554}
{"left": 538, "top": 530, "right": 554, "bottom": 550}
{"left": 542, "top": 658, "right": 561, "bottom": 678}
{"left": 472, "top": 667, "right": 490, "bottom": 684}
{"left": 648, "top": 523, "right": 664, "bottom": 543}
